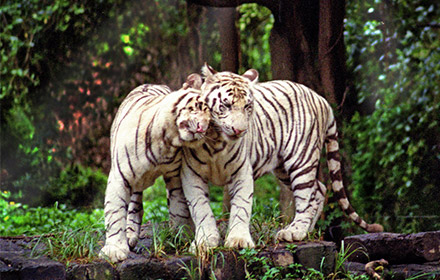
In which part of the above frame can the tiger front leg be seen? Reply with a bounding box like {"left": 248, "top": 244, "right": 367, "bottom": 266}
{"left": 225, "top": 165, "right": 255, "bottom": 249}
{"left": 276, "top": 180, "right": 325, "bottom": 242}
{"left": 181, "top": 164, "right": 220, "bottom": 253}
{"left": 126, "top": 191, "right": 144, "bottom": 250}
{"left": 99, "top": 172, "right": 131, "bottom": 262}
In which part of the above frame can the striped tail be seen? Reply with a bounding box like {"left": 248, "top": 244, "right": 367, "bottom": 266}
{"left": 325, "top": 119, "right": 383, "bottom": 233}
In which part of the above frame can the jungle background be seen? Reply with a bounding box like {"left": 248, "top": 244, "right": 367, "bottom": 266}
{"left": 1, "top": 0, "right": 439, "bottom": 238}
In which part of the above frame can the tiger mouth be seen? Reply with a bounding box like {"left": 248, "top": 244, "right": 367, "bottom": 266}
{"left": 223, "top": 129, "right": 246, "bottom": 140}
{"left": 188, "top": 130, "right": 205, "bottom": 140}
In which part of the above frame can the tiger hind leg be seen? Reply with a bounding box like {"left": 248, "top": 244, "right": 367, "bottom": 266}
{"left": 276, "top": 178, "right": 325, "bottom": 242}
{"left": 309, "top": 181, "right": 326, "bottom": 232}
{"left": 126, "top": 191, "right": 144, "bottom": 249}
{"left": 166, "top": 176, "right": 194, "bottom": 230}
{"left": 274, "top": 168, "right": 295, "bottom": 223}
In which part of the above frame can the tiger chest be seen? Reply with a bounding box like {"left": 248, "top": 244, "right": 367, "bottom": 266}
{"left": 184, "top": 148, "right": 236, "bottom": 186}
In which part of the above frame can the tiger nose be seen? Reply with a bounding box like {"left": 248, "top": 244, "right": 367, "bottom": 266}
{"left": 233, "top": 127, "right": 245, "bottom": 136}
{"left": 196, "top": 122, "right": 207, "bottom": 133}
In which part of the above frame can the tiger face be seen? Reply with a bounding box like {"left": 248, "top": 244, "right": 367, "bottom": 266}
{"left": 174, "top": 88, "right": 211, "bottom": 144}
{"left": 201, "top": 64, "right": 258, "bottom": 140}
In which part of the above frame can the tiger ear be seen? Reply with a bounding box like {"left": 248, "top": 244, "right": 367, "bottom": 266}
{"left": 183, "top": 73, "right": 203, "bottom": 90}
{"left": 242, "top": 69, "right": 259, "bottom": 83}
{"left": 201, "top": 62, "right": 217, "bottom": 78}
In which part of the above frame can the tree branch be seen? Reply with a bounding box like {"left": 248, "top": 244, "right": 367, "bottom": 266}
{"left": 187, "top": 0, "right": 277, "bottom": 12}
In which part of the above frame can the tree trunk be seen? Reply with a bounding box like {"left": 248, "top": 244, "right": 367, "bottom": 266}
{"left": 318, "top": 0, "right": 347, "bottom": 107}
{"left": 216, "top": 7, "right": 240, "bottom": 73}
{"left": 216, "top": 7, "right": 240, "bottom": 212}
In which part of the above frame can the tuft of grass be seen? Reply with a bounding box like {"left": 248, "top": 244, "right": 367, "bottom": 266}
{"left": 178, "top": 245, "right": 223, "bottom": 280}
{"left": 139, "top": 222, "right": 194, "bottom": 258}
{"left": 31, "top": 224, "right": 104, "bottom": 266}
{"left": 328, "top": 241, "right": 369, "bottom": 280}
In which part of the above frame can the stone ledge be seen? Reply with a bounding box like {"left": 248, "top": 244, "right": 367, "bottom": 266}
{"left": 3, "top": 232, "right": 438, "bottom": 279}
{"left": 344, "top": 261, "right": 440, "bottom": 280}
{"left": 344, "top": 231, "right": 440, "bottom": 264}
{"left": 0, "top": 238, "right": 336, "bottom": 280}
{"left": 0, "top": 251, "right": 66, "bottom": 280}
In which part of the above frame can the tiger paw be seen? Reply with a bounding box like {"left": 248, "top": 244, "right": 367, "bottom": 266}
{"left": 99, "top": 243, "right": 130, "bottom": 263}
{"left": 225, "top": 232, "right": 255, "bottom": 249}
{"left": 127, "top": 232, "right": 139, "bottom": 250}
{"left": 276, "top": 227, "right": 307, "bottom": 242}
{"left": 190, "top": 233, "right": 220, "bottom": 254}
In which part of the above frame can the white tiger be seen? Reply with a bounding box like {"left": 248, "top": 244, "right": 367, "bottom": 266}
{"left": 99, "top": 74, "right": 210, "bottom": 262}
{"left": 181, "top": 64, "right": 383, "bottom": 250}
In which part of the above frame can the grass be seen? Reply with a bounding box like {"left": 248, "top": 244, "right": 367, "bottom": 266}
{"left": 30, "top": 224, "right": 104, "bottom": 266}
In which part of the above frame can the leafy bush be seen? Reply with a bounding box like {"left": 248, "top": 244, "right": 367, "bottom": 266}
{"left": 344, "top": 0, "right": 440, "bottom": 232}
{"left": 238, "top": 4, "right": 274, "bottom": 81}
{"left": 44, "top": 164, "right": 107, "bottom": 209}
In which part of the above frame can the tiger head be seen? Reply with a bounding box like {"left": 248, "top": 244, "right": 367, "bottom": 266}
{"left": 200, "top": 64, "right": 258, "bottom": 140}
{"left": 174, "top": 74, "right": 211, "bottom": 145}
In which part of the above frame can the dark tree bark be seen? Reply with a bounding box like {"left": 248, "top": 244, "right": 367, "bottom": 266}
{"left": 216, "top": 7, "right": 240, "bottom": 73}
{"left": 318, "top": 0, "right": 347, "bottom": 106}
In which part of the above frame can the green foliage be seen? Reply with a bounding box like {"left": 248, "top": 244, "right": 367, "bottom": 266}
{"left": 238, "top": 4, "right": 274, "bottom": 81}
{"left": 344, "top": 0, "right": 440, "bottom": 232}
{"left": 0, "top": 191, "right": 103, "bottom": 236}
{"left": 239, "top": 248, "right": 326, "bottom": 280}
{"left": 44, "top": 164, "right": 107, "bottom": 209}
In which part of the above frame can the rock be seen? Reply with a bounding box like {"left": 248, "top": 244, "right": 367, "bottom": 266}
{"left": 344, "top": 261, "right": 440, "bottom": 280}
{"left": 211, "top": 251, "right": 246, "bottom": 280}
{"left": 0, "top": 251, "right": 66, "bottom": 280}
{"left": 344, "top": 231, "right": 440, "bottom": 264}
{"left": 293, "top": 241, "right": 336, "bottom": 275}
{"left": 66, "top": 261, "right": 115, "bottom": 280}
{"left": 118, "top": 255, "right": 197, "bottom": 280}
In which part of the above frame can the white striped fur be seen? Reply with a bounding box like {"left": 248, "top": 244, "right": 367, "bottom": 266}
{"left": 181, "top": 65, "right": 382, "bottom": 251}
{"left": 99, "top": 75, "right": 210, "bottom": 262}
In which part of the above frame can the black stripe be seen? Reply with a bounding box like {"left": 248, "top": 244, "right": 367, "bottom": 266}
{"left": 108, "top": 228, "right": 123, "bottom": 238}
{"left": 183, "top": 156, "right": 206, "bottom": 183}
{"left": 144, "top": 112, "right": 158, "bottom": 166}
{"left": 190, "top": 148, "right": 206, "bottom": 165}
{"left": 223, "top": 145, "right": 242, "bottom": 169}
{"left": 230, "top": 158, "right": 246, "bottom": 179}
{"left": 171, "top": 92, "right": 190, "bottom": 114}
{"left": 116, "top": 150, "right": 132, "bottom": 192}
{"left": 125, "top": 146, "right": 136, "bottom": 179}
{"left": 292, "top": 180, "right": 315, "bottom": 192}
